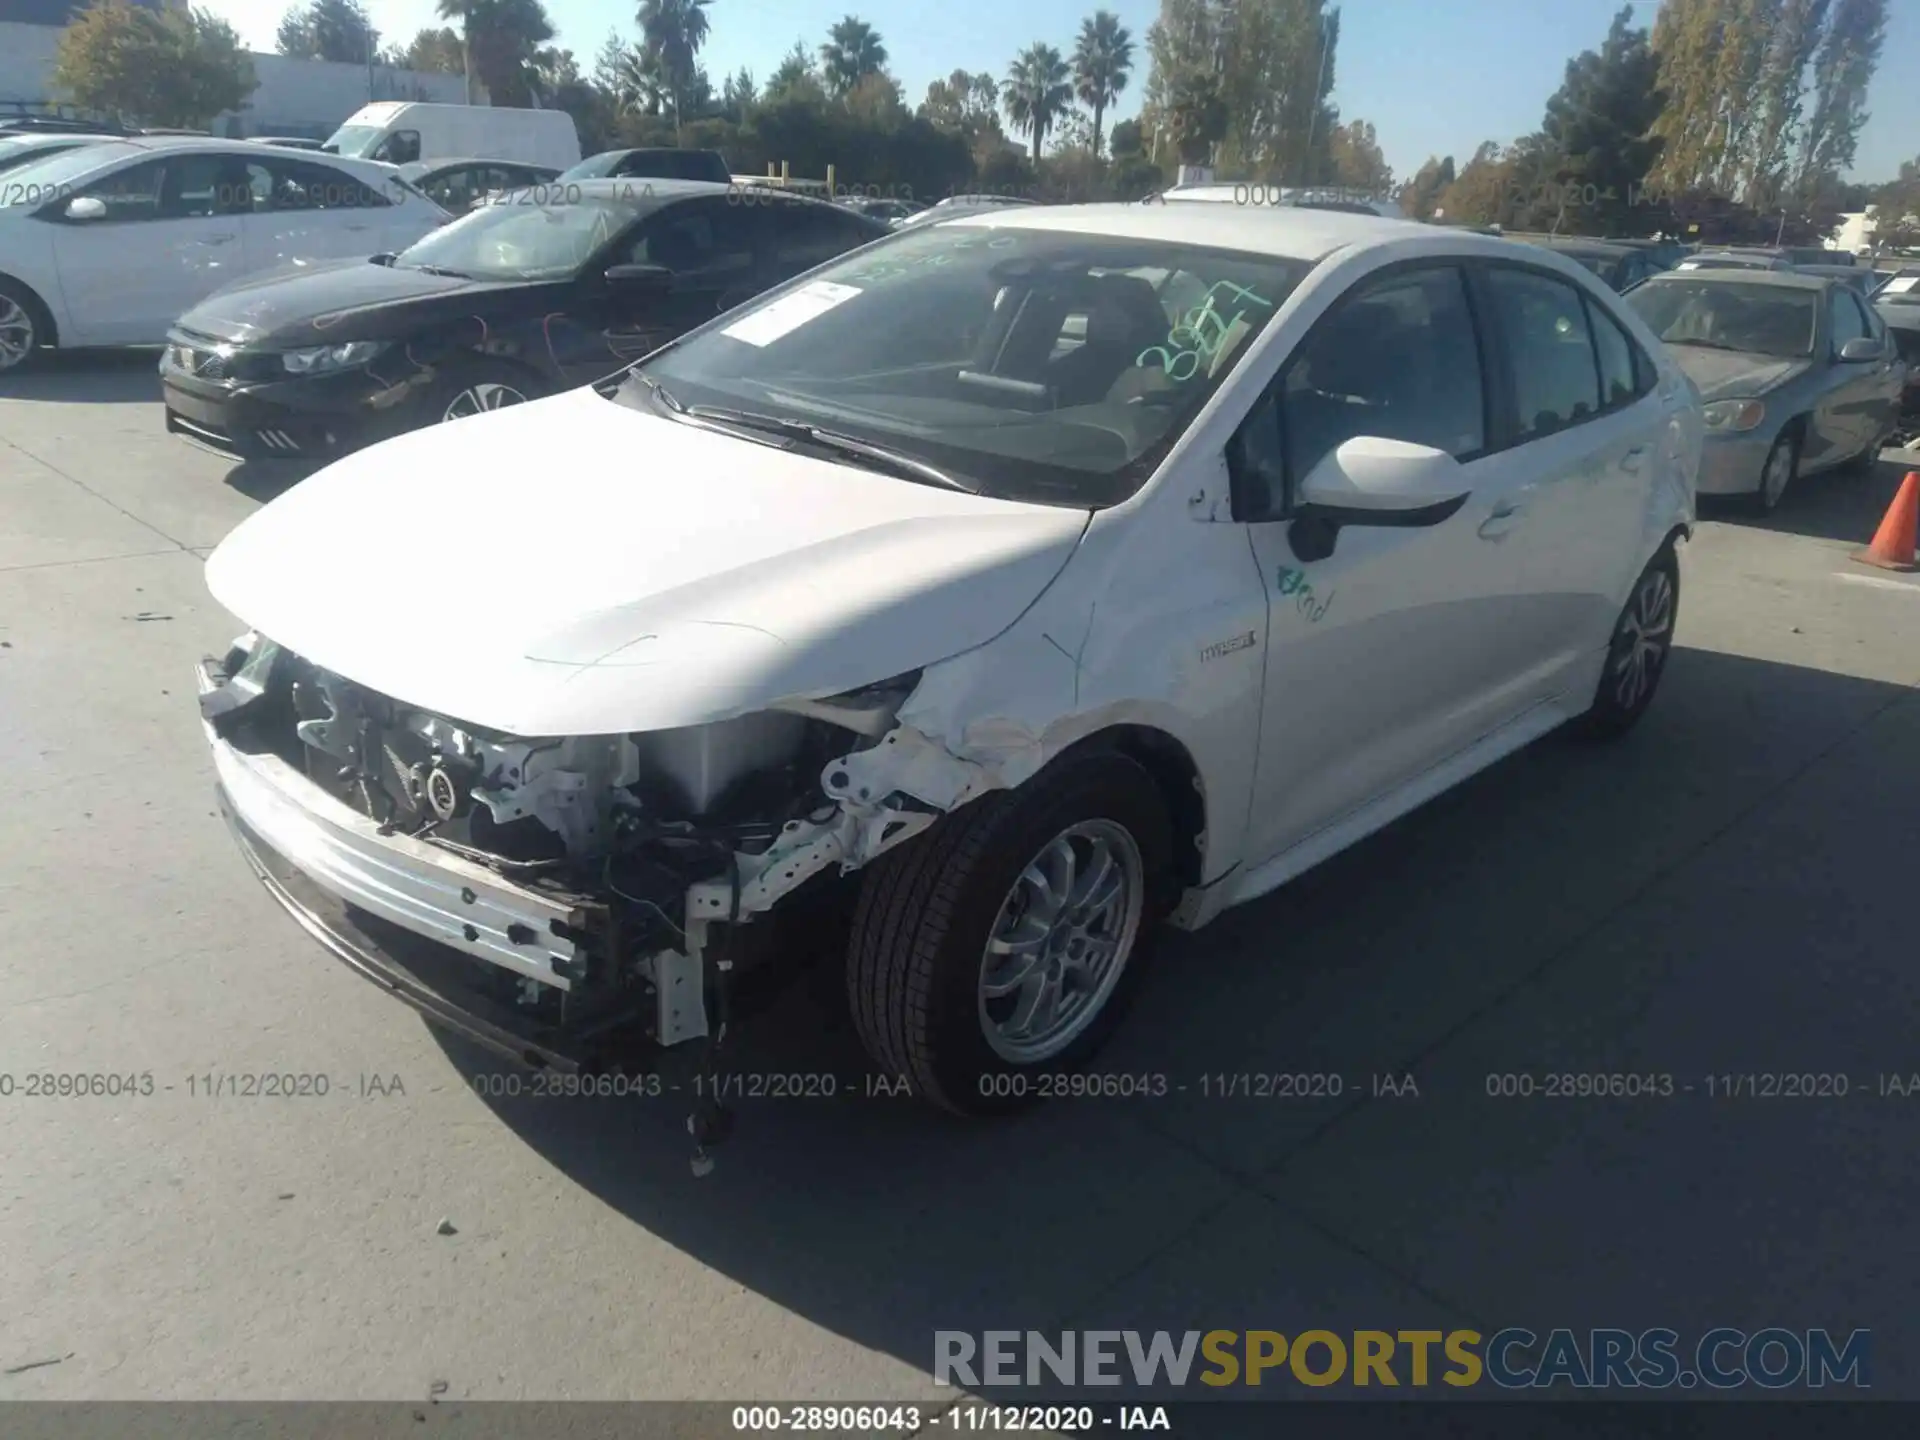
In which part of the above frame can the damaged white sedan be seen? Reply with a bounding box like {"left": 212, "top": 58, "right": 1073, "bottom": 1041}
{"left": 198, "top": 202, "right": 1699, "bottom": 1138}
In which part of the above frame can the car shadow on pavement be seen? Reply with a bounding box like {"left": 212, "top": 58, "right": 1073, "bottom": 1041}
{"left": 1702, "top": 449, "right": 1917, "bottom": 546}
{"left": 0, "top": 348, "right": 163, "bottom": 404}
{"left": 224, "top": 458, "right": 321, "bottom": 503}
{"left": 436, "top": 644, "right": 1920, "bottom": 1401}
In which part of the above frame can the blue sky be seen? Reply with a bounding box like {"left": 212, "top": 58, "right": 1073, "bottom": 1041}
{"left": 209, "top": 0, "right": 1920, "bottom": 183}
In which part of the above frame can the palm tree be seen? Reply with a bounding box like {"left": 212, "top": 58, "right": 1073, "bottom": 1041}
{"left": 618, "top": 41, "right": 669, "bottom": 116}
{"left": 1003, "top": 42, "right": 1072, "bottom": 165}
{"left": 434, "top": 0, "right": 555, "bottom": 107}
{"left": 819, "top": 16, "right": 887, "bottom": 98}
{"left": 636, "top": 0, "right": 712, "bottom": 137}
{"left": 1071, "top": 10, "right": 1133, "bottom": 160}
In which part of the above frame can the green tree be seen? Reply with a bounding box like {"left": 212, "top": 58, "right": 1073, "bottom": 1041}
{"left": 1327, "top": 118, "right": 1391, "bottom": 195}
{"left": 919, "top": 70, "right": 1002, "bottom": 146}
{"left": 1514, "top": 5, "right": 1666, "bottom": 234}
{"left": 54, "top": 1, "right": 257, "bottom": 128}
{"left": 1071, "top": 10, "right": 1134, "bottom": 160}
{"left": 1432, "top": 139, "right": 1511, "bottom": 225}
{"left": 721, "top": 67, "right": 758, "bottom": 118}
{"left": 844, "top": 72, "right": 906, "bottom": 125}
{"left": 1142, "top": 0, "right": 1338, "bottom": 181}
{"left": 399, "top": 26, "right": 465, "bottom": 72}
{"left": 1109, "top": 116, "right": 1143, "bottom": 157}
{"left": 1163, "top": 65, "right": 1227, "bottom": 167}
{"left": 636, "top": 0, "right": 712, "bottom": 137}
{"left": 1737, "top": 0, "right": 1828, "bottom": 208}
{"left": 1396, "top": 154, "right": 1454, "bottom": 220}
{"left": 764, "top": 39, "right": 827, "bottom": 105}
{"left": 1793, "top": 0, "right": 1886, "bottom": 197}
{"left": 276, "top": 0, "right": 377, "bottom": 64}
{"left": 434, "top": 0, "right": 557, "bottom": 107}
{"left": 1004, "top": 42, "right": 1072, "bottom": 165}
{"left": 1873, "top": 154, "right": 1920, "bottom": 247}
{"left": 820, "top": 16, "right": 887, "bottom": 99}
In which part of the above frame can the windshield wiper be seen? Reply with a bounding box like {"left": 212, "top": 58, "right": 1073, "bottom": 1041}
{"left": 626, "top": 371, "right": 684, "bottom": 412}
{"left": 403, "top": 263, "right": 473, "bottom": 279}
{"left": 1666, "top": 338, "right": 1750, "bottom": 352}
{"left": 684, "top": 406, "right": 977, "bottom": 493}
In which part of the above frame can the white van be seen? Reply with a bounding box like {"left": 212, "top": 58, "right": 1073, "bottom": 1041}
{"left": 323, "top": 103, "right": 580, "bottom": 170}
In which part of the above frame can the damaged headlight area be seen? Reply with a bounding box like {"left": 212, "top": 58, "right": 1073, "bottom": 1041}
{"left": 197, "top": 632, "right": 983, "bottom": 1079}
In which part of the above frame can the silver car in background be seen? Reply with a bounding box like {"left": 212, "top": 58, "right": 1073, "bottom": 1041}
{"left": 1625, "top": 269, "right": 1904, "bottom": 511}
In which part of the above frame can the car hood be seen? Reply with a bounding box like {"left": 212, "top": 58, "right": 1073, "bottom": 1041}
{"left": 175, "top": 257, "right": 522, "bottom": 346}
{"left": 203, "top": 386, "right": 1092, "bottom": 736}
{"left": 1666, "top": 346, "right": 1811, "bottom": 402}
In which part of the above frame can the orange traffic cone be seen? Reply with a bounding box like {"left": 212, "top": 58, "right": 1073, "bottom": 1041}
{"left": 1853, "top": 470, "right": 1920, "bottom": 573}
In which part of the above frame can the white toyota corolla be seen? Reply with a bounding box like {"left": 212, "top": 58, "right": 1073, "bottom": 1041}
{"left": 0, "top": 136, "right": 446, "bottom": 371}
{"left": 197, "top": 202, "right": 1701, "bottom": 1142}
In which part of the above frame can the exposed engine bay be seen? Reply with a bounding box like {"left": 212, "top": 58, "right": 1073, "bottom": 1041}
{"left": 199, "top": 631, "right": 994, "bottom": 1163}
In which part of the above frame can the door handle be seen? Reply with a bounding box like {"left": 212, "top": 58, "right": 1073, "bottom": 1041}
{"left": 202, "top": 234, "right": 237, "bottom": 246}
{"left": 1621, "top": 445, "right": 1647, "bottom": 474}
{"left": 1477, "top": 501, "right": 1524, "bottom": 540}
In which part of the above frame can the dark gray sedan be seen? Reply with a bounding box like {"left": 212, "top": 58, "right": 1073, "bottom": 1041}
{"left": 1626, "top": 269, "right": 1905, "bottom": 511}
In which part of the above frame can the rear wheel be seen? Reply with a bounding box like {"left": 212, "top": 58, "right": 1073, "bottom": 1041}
{"left": 1569, "top": 546, "right": 1679, "bottom": 742}
{"left": 845, "top": 751, "right": 1173, "bottom": 1115}
{"left": 1843, "top": 421, "right": 1889, "bottom": 474}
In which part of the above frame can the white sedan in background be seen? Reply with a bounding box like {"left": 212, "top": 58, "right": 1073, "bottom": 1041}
{"left": 0, "top": 136, "right": 448, "bottom": 371}
{"left": 197, "top": 205, "right": 1700, "bottom": 1133}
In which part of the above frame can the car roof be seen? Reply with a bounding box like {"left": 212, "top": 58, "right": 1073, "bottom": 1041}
{"left": 408, "top": 156, "right": 553, "bottom": 172}
{"left": 592, "top": 146, "right": 724, "bottom": 159}
{"left": 963, "top": 200, "right": 1441, "bottom": 261}
{"left": 1519, "top": 237, "right": 1635, "bottom": 258}
{"left": 531, "top": 177, "right": 861, "bottom": 215}
{"left": 0, "top": 131, "right": 115, "bottom": 147}
{"left": 1639, "top": 266, "right": 1831, "bottom": 291}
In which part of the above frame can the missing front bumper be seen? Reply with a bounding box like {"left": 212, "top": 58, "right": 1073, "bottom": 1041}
{"left": 217, "top": 786, "right": 604, "bottom": 1071}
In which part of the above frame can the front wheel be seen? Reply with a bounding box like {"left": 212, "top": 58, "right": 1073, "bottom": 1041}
{"left": 1751, "top": 429, "right": 1798, "bottom": 512}
{"left": 420, "top": 359, "right": 541, "bottom": 427}
{"left": 1569, "top": 547, "right": 1679, "bottom": 742}
{"left": 0, "top": 279, "right": 47, "bottom": 374}
{"left": 845, "top": 751, "right": 1174, "bottom": 1115}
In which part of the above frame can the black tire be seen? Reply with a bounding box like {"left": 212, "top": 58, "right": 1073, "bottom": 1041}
{"left": 1748, "top": 428, "right": 1799, "bottom": 513}
{"left": 1569, "top": 545, "right": 1679, "bottom": 742}
{"left": 418, "top": 357, "right": 543, "bottom": 428}
{"left": 846, "top": 750, "right": 1175, "bottom": 1116}
{"left": 0, "top": 276, "right": 52, "bottom": 375}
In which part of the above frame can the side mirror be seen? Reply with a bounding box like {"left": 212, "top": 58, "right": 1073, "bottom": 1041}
{"left": 1289, "top": 437, "right": 1472, "bottom": 562}
{"left": 603, "top": 262, "right": 673, "bottom": 291}
{"left": 63, "top": 196, "right": 107, "bottom": 222}
{"left": 1838, "top": 336, "right": 1882, "bottom": 363}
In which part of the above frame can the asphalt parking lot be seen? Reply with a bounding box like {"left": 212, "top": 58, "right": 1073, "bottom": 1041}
{"left": 3, "top": 349, "right": 1920, "bottom": 1415}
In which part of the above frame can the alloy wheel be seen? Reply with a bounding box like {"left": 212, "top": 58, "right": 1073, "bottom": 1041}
{"left": 441, "top": 382, "right": 527, "bottom": 422}
{"left": 978, "top": 818, "right": 1144, "bottom": 1065}
{"left": 0, "top": 297, "right": 35, "bottom": 371}
{"left": 1611, "top": 566, "right": 1674, "bottom": 712}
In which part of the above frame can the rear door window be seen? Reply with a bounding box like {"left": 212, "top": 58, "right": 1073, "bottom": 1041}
{"left": 1485, "top": 266, "right": 1602, "bottom": 439}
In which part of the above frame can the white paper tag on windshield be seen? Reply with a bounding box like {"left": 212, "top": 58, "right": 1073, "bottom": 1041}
{"left": 1886, "top": 276, "right": 1919, "bottom": 294}
{"left": 721, "top": 280, "right": 862, "bottom": 347}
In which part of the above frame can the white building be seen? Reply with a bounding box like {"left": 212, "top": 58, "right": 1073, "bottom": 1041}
{"left": 0, "top": 6, "right": 472, "bottom": 140}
